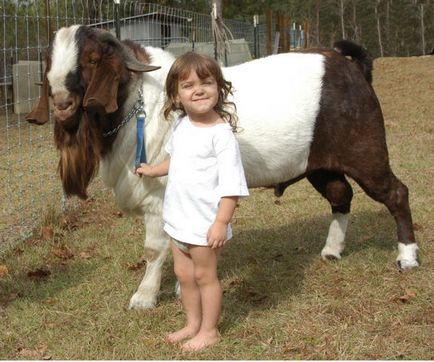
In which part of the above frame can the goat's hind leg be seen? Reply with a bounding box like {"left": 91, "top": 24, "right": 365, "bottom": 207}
{"left": 129, "top": 213, "right": 170, "bottom": 309}
{"left": 351, "top": 169, "right": 419, "bottom": 269}
{"left": 307, "top": 171, "right": 353, "bottom": 261}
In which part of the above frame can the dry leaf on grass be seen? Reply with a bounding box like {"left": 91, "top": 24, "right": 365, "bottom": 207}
{"left": 79, "top": 251, "right": 93, "bottom": 259}
{"left": 44, "top": 298, "right": 57, "bottom": 305}
{"left": 27, "top": 267, "right": 51, "bottom": 279}
{"left": 7, "top": 293, "right": 19, "bottom": 302}
{"left": 125, "top": 259, "right": 146, "bottom": 271}
{"left": 41, "top": 226, "right": 54, "bottom": 240}
{"left": 0, "top": 265, "right": 9, "bottom": 277}
{"left": 25, "top": 236, "right": 41, "bottom": 245}
{"left": 52, "top": 246, "right": 74, "bottom": 259}
{"left": 17, "top": 344, "right": 48, "bottom": 359}
{"left": 412, "top": 222, "right": 423, "bottom": 231}
{"left": 396, "top": 290, "right": 417, "bottom": 303}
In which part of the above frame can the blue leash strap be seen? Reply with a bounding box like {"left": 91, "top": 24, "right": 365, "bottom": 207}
{"left": 135, "top": 112, "right": 147, "bottom": 169}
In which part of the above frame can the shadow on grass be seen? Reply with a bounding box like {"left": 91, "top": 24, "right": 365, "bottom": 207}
{"left": 0, "top": 205, "right": 397, "bottom": 325}
{"left": 207, "top": 208, "right": 395, "bottom": 333}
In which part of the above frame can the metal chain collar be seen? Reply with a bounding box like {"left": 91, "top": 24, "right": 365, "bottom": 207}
{"left": 102, "top": 88, "right": 145, "bottom": 138}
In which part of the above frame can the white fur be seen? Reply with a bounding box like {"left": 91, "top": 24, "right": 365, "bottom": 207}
{"left": 98, "top": 47, "right": 176, "bottom": 308}
{"left": 48, "top": 25, "right": 80, "bottom": 94}
{"left": 226, "top": 53, "right": 324, "bottom": 186}
{"left": 321, "top": 212, "right": 349, "bottom": 260}
{"left": 396, "top": 242, "right": 419, "bottom": 269}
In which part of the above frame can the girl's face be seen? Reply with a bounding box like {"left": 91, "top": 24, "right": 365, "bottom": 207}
{"left": 176, "top": 70, "right": 219, "bottom": 121}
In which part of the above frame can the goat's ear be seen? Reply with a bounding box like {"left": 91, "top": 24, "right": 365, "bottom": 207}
{"left": 25, "top": 68, "right": 50, "bottom": 125}
{"left": 83, "top": 59, "right": 119, "bottom": 114}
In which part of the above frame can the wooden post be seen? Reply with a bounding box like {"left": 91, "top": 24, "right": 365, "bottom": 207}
{"left": 277, "top": 13, "right": 285, "bottom": 53}
{"left": 282, "top": 14, "right": 289, "bottom": 52}
{"left": 266, "top": 9, "right": 273, "bottom": 55}
{"left": 304, "top": 20, "right": 310, "bottom": 48}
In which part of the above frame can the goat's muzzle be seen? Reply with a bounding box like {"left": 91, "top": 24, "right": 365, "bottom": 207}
{"left": 52, "top": 92, "right": 81, "bottom": 129}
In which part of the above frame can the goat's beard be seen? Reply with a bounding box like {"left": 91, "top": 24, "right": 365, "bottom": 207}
{"left": 54, "top": 111, "right": 102, "bottom": 199}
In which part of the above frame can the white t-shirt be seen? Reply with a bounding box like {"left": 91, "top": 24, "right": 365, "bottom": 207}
{"left": 163, "top": 116, "right": 249, "bottom": 246}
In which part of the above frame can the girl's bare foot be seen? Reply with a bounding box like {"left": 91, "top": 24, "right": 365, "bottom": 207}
{"left": 181, "top": 330, "right": 220, "bottom": 352}
{"left": 166, "top": 326, "right": 199, "bottom": 344}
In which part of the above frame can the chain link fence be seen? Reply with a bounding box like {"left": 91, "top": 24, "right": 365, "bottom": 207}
{"left": 1, "top": 1, "right": 279, "bottom": 254}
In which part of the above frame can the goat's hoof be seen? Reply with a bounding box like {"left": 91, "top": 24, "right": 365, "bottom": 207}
{"left": 324, "top": 254, "right": 340, "bottom": 261}
{"left": 397, "top": 259, "right": 420, "bottom": 271}
{"left": 128, "top": 292, "right": 156, "bottom": 310}
{"left": 321, "top": 247, "right": 342, "bottom": 261}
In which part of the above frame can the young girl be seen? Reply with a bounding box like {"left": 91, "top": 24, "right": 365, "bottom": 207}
{"left": 135, "top": 52, "right": 248, "bottom": 351}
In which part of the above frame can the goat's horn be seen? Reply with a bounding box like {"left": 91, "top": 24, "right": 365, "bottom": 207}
{"left": 123, "top": 46, "right": 161, "bottom": 73}
{"left": 97, "top": 29, "right": 160, "bottom": 73}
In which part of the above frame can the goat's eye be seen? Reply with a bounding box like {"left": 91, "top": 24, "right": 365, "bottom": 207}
{"left": 89, "top": 59, "right": 98, "bottom": 65}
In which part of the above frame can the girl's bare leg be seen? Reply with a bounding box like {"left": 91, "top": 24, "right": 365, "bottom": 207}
{"left": 182, "top": 246, "right": 222, "bottom": 351}
{"left": 166, "top": 242, "right": 201, "bottom": 344}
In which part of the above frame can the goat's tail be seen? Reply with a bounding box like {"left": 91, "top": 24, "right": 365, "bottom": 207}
{"left": 333, "top": 40, "right": 373, "bottom": 85}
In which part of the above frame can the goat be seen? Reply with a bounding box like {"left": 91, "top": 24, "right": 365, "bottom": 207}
{"left": 26, "top": 25, "right": 419, "bottom": 309}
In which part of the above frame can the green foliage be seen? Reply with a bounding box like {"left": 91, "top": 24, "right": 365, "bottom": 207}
{"left": 221, "top": 0, "right": 434, "bottom": 57}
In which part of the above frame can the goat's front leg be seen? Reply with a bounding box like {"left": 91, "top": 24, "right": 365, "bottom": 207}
{"left": 129, "top": 213, "right": 170, "bottom": 309}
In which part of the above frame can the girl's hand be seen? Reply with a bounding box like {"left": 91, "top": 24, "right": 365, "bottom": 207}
{"left": 207, "top": 221, "right": 228, "bottom": 249}
{"left": 134, "top": 163, "right": 153, "bottom": 177}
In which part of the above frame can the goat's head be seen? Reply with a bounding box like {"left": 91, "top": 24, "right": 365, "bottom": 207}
{"left": 26, "top": 25, "right": 160, "bottom": 198}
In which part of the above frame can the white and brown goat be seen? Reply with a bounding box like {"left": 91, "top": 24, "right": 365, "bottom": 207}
{"left": 26, "top": 25, "right": 419, "bottom": 309}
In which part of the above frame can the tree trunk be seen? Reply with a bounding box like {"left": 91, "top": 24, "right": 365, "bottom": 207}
{"left": 352, "top": 0, "right": 360, "bottom": 43}
{"left": 315, "top": 0, "right": 320, "bottom": 45}
{"left": 375, "top": 0, "right": 384, "bottom": 57}
{"left": 385, "top": 0, "right": 390, "bottom": 55}
{"left": 339, "top": 0, "right": 346, "bottom": 39}
{"left": 420, "top": 3, "right": 425, "bottom": 55}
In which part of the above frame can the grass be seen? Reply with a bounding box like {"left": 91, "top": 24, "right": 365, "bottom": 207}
{"left": 1, "top": 55, "right": 433, "bottom": 359}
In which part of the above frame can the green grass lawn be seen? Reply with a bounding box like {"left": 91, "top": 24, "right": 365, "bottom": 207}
{"left": 1, "top": 56, "right": 433, "bottom": 359}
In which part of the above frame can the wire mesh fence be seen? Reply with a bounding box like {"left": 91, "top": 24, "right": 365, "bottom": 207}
{"left": 1, "top": 1, "right": 283, "bottom": 254}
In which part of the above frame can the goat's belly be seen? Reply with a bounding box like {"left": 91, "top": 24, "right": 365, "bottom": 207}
{"left": 225, "top": 53, "right": 324, "bottom": 188}
{"left": 235, "top": 99, "right": 319, "bottom": 188}
{"left": 237, "top": 127, "right": 312, "bottom": 188}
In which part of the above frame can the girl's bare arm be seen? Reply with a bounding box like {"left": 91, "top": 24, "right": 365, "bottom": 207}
{"left": 207, "top": 196, "right": 239, "bottom": 248}
{"left": 135, "top": 158, "right": 170, "bottom": 177}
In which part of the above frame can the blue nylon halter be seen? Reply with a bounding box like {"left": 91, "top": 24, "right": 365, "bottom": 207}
{"left": 135, "top": 112, "right": 147, "bottom": 169}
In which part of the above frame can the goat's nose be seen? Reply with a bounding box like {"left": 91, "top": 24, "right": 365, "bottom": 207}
{"left": 54, "top": 100, "right": 73, "bottom": 110}
{"left": 53, "top": 93, "right": 73, "bottom": 110}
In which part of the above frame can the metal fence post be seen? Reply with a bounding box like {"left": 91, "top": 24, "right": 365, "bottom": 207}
{"left": 45, "top": 0, "right": 52, "bottom": 43}
{"left": 114, "top": 0, "right": 121, "bottom": 39}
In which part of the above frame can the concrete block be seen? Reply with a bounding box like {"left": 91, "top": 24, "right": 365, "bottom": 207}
{"left": 13, "top": 60, "right": 43, "bottom": 114}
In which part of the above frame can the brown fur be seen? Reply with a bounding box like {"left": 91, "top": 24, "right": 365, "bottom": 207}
{"left": 54, "top": 111, "right": 102, "bottom": 199}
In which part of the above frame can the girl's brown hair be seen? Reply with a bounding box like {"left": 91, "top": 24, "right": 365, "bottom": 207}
{"left": 163, "top": 51, "right": 237, "bottom": 132}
